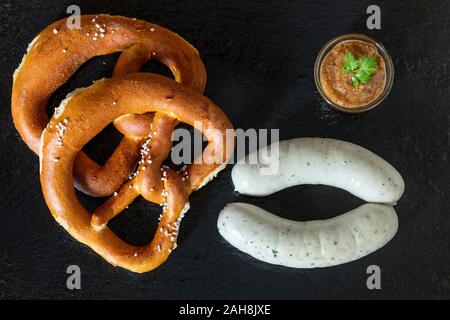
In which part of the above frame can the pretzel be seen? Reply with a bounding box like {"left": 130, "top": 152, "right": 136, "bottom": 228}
{"left": 12, "top": 14, "right": 206, "bottom": 196}
{"left": 40, "top": 73, "right": 234, "bottom": 273}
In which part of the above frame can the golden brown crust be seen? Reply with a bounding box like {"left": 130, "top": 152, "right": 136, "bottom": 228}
{"left": 40, "top": 73, "right": 234, "bottom": 273}
{"left": 113, "top": 43, "right": 164, "bottom": 138}
{"left": 12, "top": 14, "right": 207, "bottom": 196}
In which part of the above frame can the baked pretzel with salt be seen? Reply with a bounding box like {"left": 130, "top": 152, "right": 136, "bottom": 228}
{"left": 12, "top": 14, "right": 206, "bottom": 196}
{"left": 40, "top": 73, "right": 234, "bottom": 273}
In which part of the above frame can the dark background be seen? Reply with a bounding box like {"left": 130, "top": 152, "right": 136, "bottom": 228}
{"left": 0, "top": 0, "right": 449, "bottom": 299}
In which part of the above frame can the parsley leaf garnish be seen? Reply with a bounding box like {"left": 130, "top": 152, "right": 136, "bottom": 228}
{"left": 343, "top": 52, "right": 359, "bottom": 73}
{"left": 343, "top": 52, "right": 377, "bottom": 89}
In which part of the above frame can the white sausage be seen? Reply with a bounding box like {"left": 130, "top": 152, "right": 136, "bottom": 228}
{"left": 232, "top": 138, "right": 404, "bottom": 204}
{"left": 218, "top": 203, "right": 398, "bottom": 268}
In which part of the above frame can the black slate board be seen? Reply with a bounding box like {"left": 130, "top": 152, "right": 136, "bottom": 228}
{"left": 0, "top": 0, "right": 449, "bottom": 299}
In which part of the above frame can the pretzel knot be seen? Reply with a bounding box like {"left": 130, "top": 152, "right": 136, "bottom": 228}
{"left": 40, "top": 73, "right": 234, "bottom": 273}
{"left": 12, "top": 14, "right": 206, "bottom": 197}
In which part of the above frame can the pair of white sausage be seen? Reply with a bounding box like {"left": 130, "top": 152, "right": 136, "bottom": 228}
{"left": 218, "top": 138, "right": 404, "bottom": 268}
